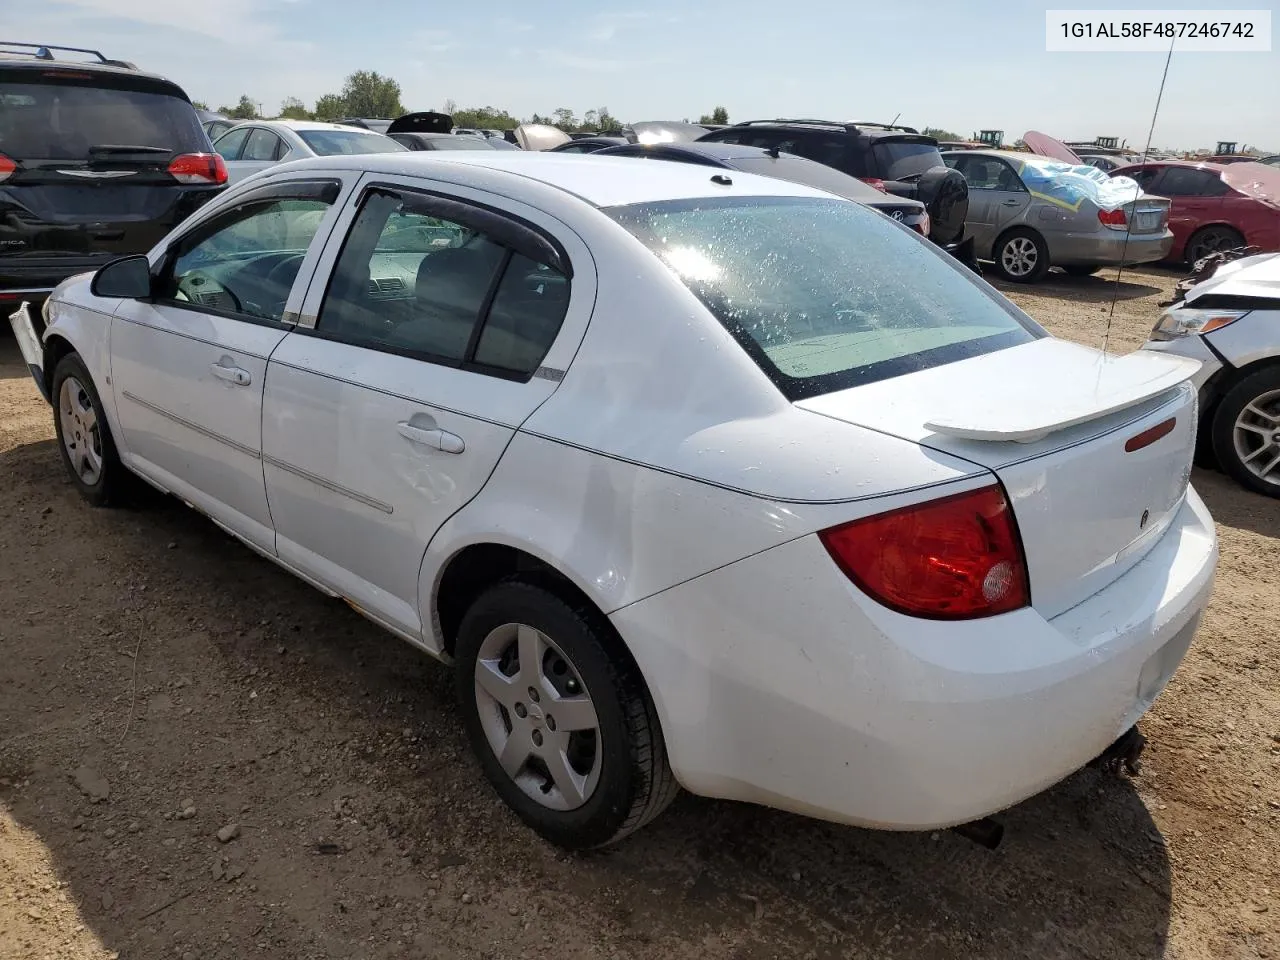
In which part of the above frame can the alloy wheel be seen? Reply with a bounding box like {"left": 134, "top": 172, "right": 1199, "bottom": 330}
{"left": 1001, "top": 237, "right": 1038, "bottom": 277}
{"left": 1232, "top": 387, "right": 1280, "bottom": 486}
{"left": 58, "top": 376, "right": 104, "bottom": 486}
{"left": 473, "top": 622, "right": 602, "bottom": 811}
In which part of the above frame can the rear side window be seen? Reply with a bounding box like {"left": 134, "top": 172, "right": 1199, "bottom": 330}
{"left": 243, "top": 129, "right": 284, "bottom": 162}
{"left": 296, "top": 130, "right": 405, "bottom": 156}
{"left": 1154, "top": 167, "right": 1228, "bottom": 197}
{"left": 609, "top": 196, "right": 1037, "bottom": 400}
{"left": 214, "top": 126, "right": 250, "bottom": 161}
{"left": 0, "top": 78, "right": 205, "bottom": 160}
{"left": 316, "top": 191, "right": 570, "bottom": 377}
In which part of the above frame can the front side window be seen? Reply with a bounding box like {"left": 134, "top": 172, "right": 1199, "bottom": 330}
{"left": 316, "top": 191, "right": 570, "bottom": 375}
{"left": 297, "top": 130, "right": 406, "bottom": 156}
{"left": 157, "top": 194, "right": 333, "bottom": 323}
{"left": 609, "top": 196, "right": 1037, "bottom": 400}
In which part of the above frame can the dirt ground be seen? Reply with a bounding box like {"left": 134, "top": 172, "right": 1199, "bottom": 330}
{"left": 2, "top": 265, "right": 1277, "bottom": 960}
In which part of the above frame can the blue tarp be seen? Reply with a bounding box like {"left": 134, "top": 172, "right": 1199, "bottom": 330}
{"left": 1008, "top": 156, "right": 1142, "bottom": 212}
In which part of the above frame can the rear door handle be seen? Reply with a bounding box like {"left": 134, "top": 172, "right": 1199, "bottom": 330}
{"left": 397, "top": 421, "right": 465, "bottom": 454}
{"left": 1001, "top": 199, "right": 1021, "bottom": 206}
{"left": 210, "top": 361, "right": 251, "bottom": 386}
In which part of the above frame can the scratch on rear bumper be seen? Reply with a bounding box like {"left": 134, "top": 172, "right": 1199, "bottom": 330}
{"left": 7, "top": 302, "right": 49, "bottom": 402}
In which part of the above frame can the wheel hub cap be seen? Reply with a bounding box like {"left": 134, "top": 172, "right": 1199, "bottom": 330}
{"left": 1002, "top": 237, "right": 1037, "bottom": 276}
{"left": 58, "top": 376, "right": 104, "bottom": 486}
{"left": 473, "top": 623, "right": 602, "bottom": 811}
{"left": 1232, "top": 388, "right": 1280, "bottom": 486}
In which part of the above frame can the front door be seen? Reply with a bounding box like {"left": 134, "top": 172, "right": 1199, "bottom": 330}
{"left": 110, "top": 178, "right": 346, "bottom": 551}
{"left": 261, "top": 179, "right": 589, "bottom": 640}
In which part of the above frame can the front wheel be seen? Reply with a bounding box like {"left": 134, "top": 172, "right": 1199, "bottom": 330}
{"left": 454, "top": 580, "right": 679, "bottom": 849}
{"left": 51, "top": 353, "right": 128, "bottom": 507}
{"left": 992, "top": 228, "right": 1050, "bottom": 283}
{"left": 1211, "top": 366, "right": 1280, "bottom": 498}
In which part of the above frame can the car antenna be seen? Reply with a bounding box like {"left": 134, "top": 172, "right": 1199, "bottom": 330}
{"left": 889, "top": 112, "right": 902, "bottom": 127}
{"left": 1102, "top": 36, "right": 1175, "bottom": 356}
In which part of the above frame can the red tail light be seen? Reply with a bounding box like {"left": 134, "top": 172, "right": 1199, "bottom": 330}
{"left": 0, "top": 154, "right": 16, "bottom": 183}
{"left": 819, "top": 485, "right": 1030, "bottom": 619}
{"left": 913, "top": 212, "right": 931, "bottom": 236}
{"left": 1097, "top": 207, "right": 1128, "bottom": 229}
{"left": 168, "top": 152, "right": 227, "bottom": 185}
{"left": 859, "top": 177, "right": 888, "bottom": 193}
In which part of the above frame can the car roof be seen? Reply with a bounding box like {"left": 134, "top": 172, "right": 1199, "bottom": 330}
{"left": 1113, "top": 159, "right": 1228, "bottom": 172}
{"left": 0, "top": 53, "right": 187, "bottom": 95}
{"left": 941, "top": 149, "right": 1034, "bottom": 163}
{"left": 268, "top": 152, "right": 834, "bottom": 208}
{"left": 246, "top": 120, "right": 382, "bottom": 133}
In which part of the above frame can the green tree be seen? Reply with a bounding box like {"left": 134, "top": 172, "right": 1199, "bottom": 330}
{"left": 698, "top": 106, "right": 729, "bottom": 125}
{"left": 595, "top": 106, "right": 622, "bottom": 134}
{"left": 921, "top": 127, "right": 963, "bottom": 141}
{"left": 339, "top": 70, "right": 404, "bottom": 118}
{"left": 452, "top": 106, "right": 519, "bottom": 130}
{"left": 191, "top": 100, "right": 209, "bottom": 111}
{"left": 278, "top": 96, "right": 310, "bottom": 120}
{"left": 217, "top": 95, "right": 259, "bottom": 120}
{"left": 313, "top": 93, "right": 347, "bottom": 121}
{"left": 551, "top": 107, "right": 577, "bottom": 131}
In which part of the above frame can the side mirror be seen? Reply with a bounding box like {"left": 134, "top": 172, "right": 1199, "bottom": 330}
{"left": 90, "top": 255, "right": 153, "bottom": 299}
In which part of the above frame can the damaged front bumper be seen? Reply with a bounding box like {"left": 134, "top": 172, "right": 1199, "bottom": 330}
{"left": 8, "top": 301, "right": 49, "bottom": 402}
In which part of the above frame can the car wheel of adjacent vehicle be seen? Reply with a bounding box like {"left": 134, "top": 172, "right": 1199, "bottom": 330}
{"left": 51, "top": 353, "right": 127, "bottom": 507}
{"left": 1211, "top": 366, "right": 1280, "bottom": 499}
{"left": 1184, "top": 225, "right": 1244, "bottom": 266}
{"left": 993, "top": 229, "right": 1050, "bottom": 283}
{"left": 454, "top": 579, "right": 679, "bottom": 849}
{"left": 1062, "top": 264, "right": 1103, "bottom": 277}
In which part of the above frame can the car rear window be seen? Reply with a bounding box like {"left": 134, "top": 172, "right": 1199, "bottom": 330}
{"left": 871, "top": 140, "right": 945, "bottom": 180}
{"left": 296, "top": 130, "right": 406, "bottom": 156}
{"left": 424, "top": 136, "right": 495, "bottom": 151}
{"left": 729, "top": 156, "right": 882, "bottom": 202}
{"left": 608, "top": 196, "right": 1038, "bottom": 400}
{"left": 0, "top": 77, "right": 205, "bottom": 160}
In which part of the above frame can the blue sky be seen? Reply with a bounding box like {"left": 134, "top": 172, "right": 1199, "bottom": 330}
{"left": 9, "top": 0, "right": 1277, "bottom": 151}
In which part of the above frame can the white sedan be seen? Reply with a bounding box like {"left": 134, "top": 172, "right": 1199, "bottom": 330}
{"left": 212, "top": 119, "right": 404, "bottom": 184}
{"left": 9, "top": 152, "right": 1217, "bottom": 849}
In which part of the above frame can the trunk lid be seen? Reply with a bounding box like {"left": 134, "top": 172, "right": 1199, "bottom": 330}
{"left": 797, "top": 339, "right": 1202, "bottom": 618}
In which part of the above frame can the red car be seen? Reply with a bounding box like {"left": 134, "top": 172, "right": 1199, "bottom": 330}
{"left": 1110, "top": 161, "right": 1280, "bottom": 264}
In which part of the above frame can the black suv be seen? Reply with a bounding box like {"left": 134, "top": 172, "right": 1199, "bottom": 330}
{"left": 697, "top": 120, "right": 976, "bottom": 267}
{"left": 0, "top": 42, "right": 226, "bottom": 304}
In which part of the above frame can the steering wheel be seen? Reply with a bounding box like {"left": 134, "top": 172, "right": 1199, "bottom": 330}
{"left": 177, "top": 272, "right": 242, "bottom": 313}
{"left": 263, "top": 253, "right": 306, "bottom": 292}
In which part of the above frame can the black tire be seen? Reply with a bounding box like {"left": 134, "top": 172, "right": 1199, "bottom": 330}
{"left": 50, "top": 353, "right": 128, "bottom": 507}
{"left": 1185, "top": 225, "right": 1244, "bottom": 266}
{"left": 1211, "top": 365, "right": 1280, "bottom": 499}
{"left": 1062, "top": 264, "right": 1103, "bottom": 277}
{"left": 454, "top": 579, "right": 679, "bottom": 849}
{"left": 992, "top": 228, "right": 1050, "bottom": 283}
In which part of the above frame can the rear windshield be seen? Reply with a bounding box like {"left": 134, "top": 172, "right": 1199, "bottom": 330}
{"left": 297, "top": 130, "right": 406, "bottom": 156}
{"left": 425, "top": 136, "right": 495, "bottom": 151}
{"left": 871, "top": 140, "right": 945, "bottom": 180}
{"left": 608, "top": 196, "right": 1037, "bottom": 400}
{"left": 0, "top": 78, "right": 205, "bottom": 160}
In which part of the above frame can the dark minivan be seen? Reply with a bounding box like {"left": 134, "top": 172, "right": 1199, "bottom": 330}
{"left": 0, "top": 43, "right": 227, "bottom": 304}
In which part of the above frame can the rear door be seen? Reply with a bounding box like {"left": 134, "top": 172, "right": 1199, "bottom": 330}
{"left": 110, "top": 176, "right": 352, "bottom": 552}
{"left": 261, "top": 178, "right": 592, "bottom": 641}
{"left": 948, "top": 155, "right": 1031, "bottom": 254}
{"left": 224, "top": 127, "right": 284, "bottom": 185}
{"left": 1149, "top": 167, "right": 1227, "bottom": 255}
{"left": 0, "top": 67, "right": 220, "bottom": 291}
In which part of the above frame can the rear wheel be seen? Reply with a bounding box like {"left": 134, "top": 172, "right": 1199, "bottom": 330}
{"left": 1211, "top": 366, "right": 1280, "bottom": 498}
{"left": 1185, "top": 225, "right": 1244, "bottom": 266}
{"left": 51, "top": 353, "right": 128, "bottom": 507}
{"left": 1062, "top": 264, "right": 1103, "bottom": 277}
{"left": 992, "top": 228, "right": 1050, "bottom": 283}
{"left": 454, "top": 580, "right": 679, "bottom": 849}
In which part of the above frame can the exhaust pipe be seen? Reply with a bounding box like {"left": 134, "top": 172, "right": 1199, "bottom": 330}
{"left": 950, "top": 817, "right": 1004, "bottom": 849}
{"left": 1089, "top": 725, "right": 1146, "bottom": 776}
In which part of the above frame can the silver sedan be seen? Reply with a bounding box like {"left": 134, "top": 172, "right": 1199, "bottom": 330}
{"left": 213, "top": 120, "right": 405, "bottom": 185}
{"left": 941, "top": 150, "right": 1174, "bottom": 283}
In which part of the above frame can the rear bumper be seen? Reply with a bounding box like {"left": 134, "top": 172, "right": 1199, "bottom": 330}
{"left": 1052, "top": 228, "right": 1175, "bottom": 267}
{"left": 613, "top": 488, "right": 1217, "bottom": 830}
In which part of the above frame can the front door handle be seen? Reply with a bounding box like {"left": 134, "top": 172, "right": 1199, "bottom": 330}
{"left": 1001, "top": 199, "right": 1021, "bottom": 206}
{"left": 210, "top": 361, "right": 251, "bottom": 386}
{"left": 397, "top": 421, "right": 465, "bottom": 454}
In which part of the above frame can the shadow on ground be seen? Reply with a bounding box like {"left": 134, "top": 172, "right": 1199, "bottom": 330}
{"left": 0, "top": 434, "right": 1174, "bottom": 959}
